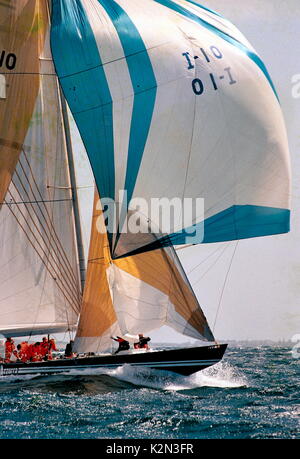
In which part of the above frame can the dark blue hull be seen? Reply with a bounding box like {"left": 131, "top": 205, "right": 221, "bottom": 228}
{"left": 0, "top": 344, "right": 227, "bottom": 377}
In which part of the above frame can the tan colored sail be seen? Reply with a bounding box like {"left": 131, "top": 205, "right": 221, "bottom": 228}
{"left": 0, "top": 0, "right": 47, "bottom": 204}
{"left": 74, "top": 190, "right": 119, "bottom": 353}
{"left": 113, "top": 248, "right": 213, "bottom": 340}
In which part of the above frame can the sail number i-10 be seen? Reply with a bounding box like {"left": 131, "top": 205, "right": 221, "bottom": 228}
{"left": 182, "top": 45, "right": 237, "bottom": 95}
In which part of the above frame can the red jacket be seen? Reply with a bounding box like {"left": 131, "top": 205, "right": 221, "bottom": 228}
{"left": 16, "top": 342, "right": 29, "bottom": 362}
{"left": 28, "top": 344, "right": 42, "bottom": 362}
{"left": 5, "top": 340, "right": 15, "bottom": 361}
{"left": 40, "top": 341, "right": 49, "bottom": 358}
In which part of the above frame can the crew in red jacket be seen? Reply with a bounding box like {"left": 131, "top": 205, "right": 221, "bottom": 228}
{"left": 28, "top": 342, "right": 42, "bottom": 362}
{"left": 40, "top": 337, "right": 49, "bottom": 360}
{"left": 47, "top": 338, "right": 57, "bottom": 360}
{"left": 5, "top": 337, "right": 17, "bottom": 362}
{"left": 16, "top": 341, "right": 29, "bottom": 362}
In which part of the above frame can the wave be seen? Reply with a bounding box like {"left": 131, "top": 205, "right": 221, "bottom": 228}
{"left": 0, "top": 361, "right": 247, "bottom": 394}
{"left": 0, "top": 372, "right": 134, "bottom": 394}
{"left": 108, "top": 361, "right": 247, "bottom": 391}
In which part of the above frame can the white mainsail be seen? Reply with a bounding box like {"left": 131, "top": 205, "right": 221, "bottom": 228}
{"left": 0, "top": 0, "right": 81, "bottom": 337}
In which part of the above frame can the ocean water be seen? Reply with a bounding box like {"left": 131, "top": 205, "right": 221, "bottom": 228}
{"left": 0, "top": 344, "right": 298, "bottom": 440}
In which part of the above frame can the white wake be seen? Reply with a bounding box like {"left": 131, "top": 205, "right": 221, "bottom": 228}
{"left": 107, "top": 361, "right": 247, "bottom": 391}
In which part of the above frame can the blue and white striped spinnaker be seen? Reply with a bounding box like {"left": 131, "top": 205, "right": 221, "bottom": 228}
{"left": 50, "top": 0, "right": 291, "bottom": 259}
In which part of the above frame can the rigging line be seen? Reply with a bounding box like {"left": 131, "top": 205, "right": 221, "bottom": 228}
{"left": 47, "top": 185, "right": 94, "bottom": 190}
{"left": 75, "top": 185, "right": 94, "bottom": 189}
{"left": 18, "top": 154, "right": 81, "bottom": 295}
{"left": 46, "top": 185, "right": 71, "bottom": 190}
{"left": 29, "top": 241, "right": 50, "bottom": 340}
{"left": 4, "top": 199, "right": 80, "bottom": 319}
{"left": 19, "top": 150, "right": 79, "bottom": 287}
{"left": 2, "top": 198, "right": 72, "bottom": 205}
{"left": 18, "top": 153, "right": 80, "bottom": 289}
{"left": 212, "top": 241, "right": 239, "bottom": 333}
{"left": 193, "top": 243, "right": 231, "bottom": 287}
{"left": 5, "top": 191, "right": 80, "bottom": 317}
{"left": 11, "top": 174, "right": 80, "bottom": 304}
{"left": 175, "top": 244, "right": 195, "bottom": 251}
{"left": 187, "top": 245, "right": 227, "bottom": 275}
{"left": 5, "top": 191, "right": 80, "bottom": 316}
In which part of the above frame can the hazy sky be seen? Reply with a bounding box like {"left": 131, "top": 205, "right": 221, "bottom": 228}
{"left": 72, "top": 0, "right": 300, "bottom": 343}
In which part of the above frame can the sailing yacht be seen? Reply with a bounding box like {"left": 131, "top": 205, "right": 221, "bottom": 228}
{"left": 0, "top": 0, "right": 290, "bottom": 377}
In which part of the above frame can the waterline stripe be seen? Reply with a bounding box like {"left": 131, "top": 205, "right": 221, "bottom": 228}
{"left": 1, "top": 359, "right": 220, "bottom": 375}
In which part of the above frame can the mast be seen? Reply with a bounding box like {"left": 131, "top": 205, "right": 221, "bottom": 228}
{"left": 59, "top": 88, "right": 86, "bottom": 292}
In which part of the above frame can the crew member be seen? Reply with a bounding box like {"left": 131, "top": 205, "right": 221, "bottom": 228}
{"left": 29, "top": 342, "right": 42, "bottom": 362}
{"left": 111, "top": 336, "right": 130, "bottom": 354}
{"left": 64, "top": 340, "right": 75, "bottom": 358}
{"left": 47, "top": 338, "right": 57, "bottom": 360}
{"left": 16, "top": 342, "right": 29, "bottom": 362}
{"left": 40, "top": 337, "right": 49, "bottom": 360}
{"left": 27, "top": 343, "right": 35, "bottom": 362}
{"left": 134, "top": 334, "right": 151, "bottom": 350}
{"left": 4, "top": 337, "right": 17, "bottom": 363}
{"left": 16, "top": 344, "right": 22, "bottom": 361}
